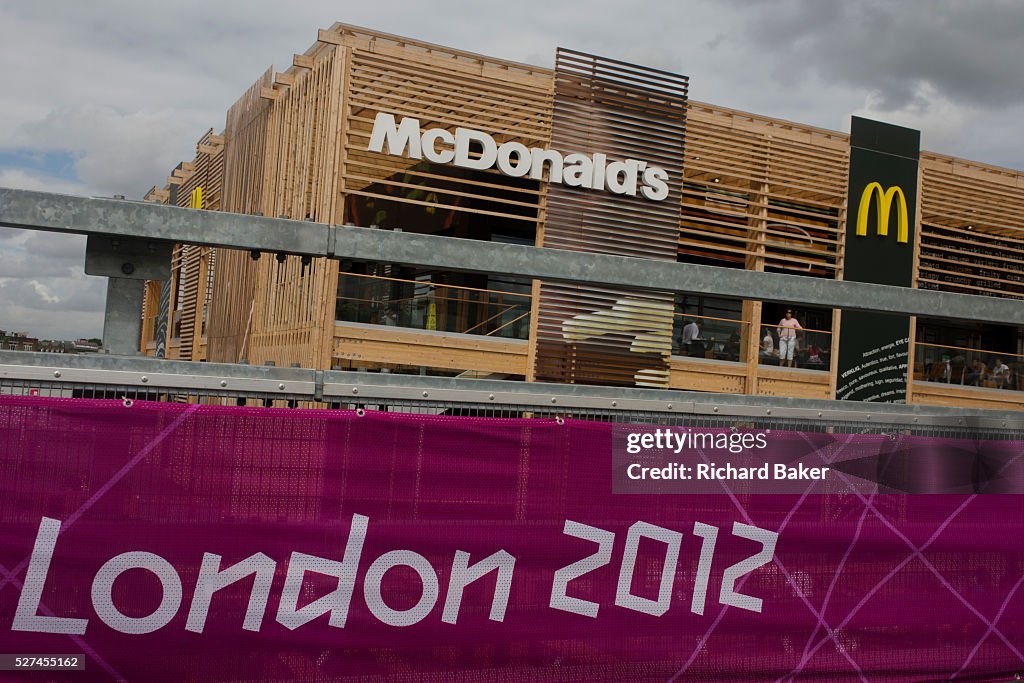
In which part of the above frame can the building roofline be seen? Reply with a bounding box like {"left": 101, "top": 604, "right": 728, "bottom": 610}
{"left": 321, "top": 22, "right": 554, "bottom": 77}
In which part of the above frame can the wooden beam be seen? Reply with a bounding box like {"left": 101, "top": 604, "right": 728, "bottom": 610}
{"left": 317, "top": 28, "right": 344, "bottom": 45}
{"left": 274, "top": 71, "right": 295, "bottom": 87}
{"left": 259, "top": 87, "right": 281, "bottom": 101}
{"left": 293, "top": 54, "right": 315, "bottom": 69}
{"left": 912, "top": 381, "right": 1024, "bottom": 411}
{"left": 333, "top": 323, "right": 528, "bottom": 375}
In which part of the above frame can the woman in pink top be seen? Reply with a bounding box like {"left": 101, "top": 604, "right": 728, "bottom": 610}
{"left": 777, "top": 310, "right": 801, "bottom": 367}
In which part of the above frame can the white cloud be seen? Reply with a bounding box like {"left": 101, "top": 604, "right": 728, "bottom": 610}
{"left": 0, "top": 273, "right": 105, "bottom": 339}
{"left": 18, "top": 106, "right": 195, "bottom": 198}
{"left": 27, "top": 280, "right": 60, "bottom": 305}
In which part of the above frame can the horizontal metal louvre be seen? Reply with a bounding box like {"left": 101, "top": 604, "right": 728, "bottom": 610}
{"left": 534, "top": 49, "right": 688, "bottom": 388}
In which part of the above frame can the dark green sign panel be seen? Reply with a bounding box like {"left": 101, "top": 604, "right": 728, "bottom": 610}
{"left": 836, "top": 117, "right": 920, "bottom": 403}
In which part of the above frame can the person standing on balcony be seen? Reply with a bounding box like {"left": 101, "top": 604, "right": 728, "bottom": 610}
{"left": 777, "top": 310, "right": 801, "bottom": 368}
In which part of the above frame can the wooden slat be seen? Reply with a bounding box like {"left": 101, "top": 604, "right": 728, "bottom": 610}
{"left": 340, "top": 45, "right": 550, "bottom": 227}
{"left": 206, "top": 69, "right": 273, "bottom": 364}
{"left": 918, "top": 160, "right": 1024, "bottom": 299}
{"left": 678, "top": 109, "right": 847, "bottom": 274}
{"left": 242, "top": 44, "right": 347, "bottom": 370}
{"left": 333, "top": 323, "right": 527, "bottom": 375}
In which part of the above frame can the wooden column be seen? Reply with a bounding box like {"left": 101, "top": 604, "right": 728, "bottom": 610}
{"left": 827, "top": 197, "right": 847, "bottom": 399}
{"left": 744, "top": 177, "right": 769, "bottom": 395}
{"left": 905, "top": 164, "right": 924, "bottom": 404}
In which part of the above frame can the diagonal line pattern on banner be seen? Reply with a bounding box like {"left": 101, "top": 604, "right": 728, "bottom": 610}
{"left": 692, "top": 439, "right": 869, "bottom": 682}
{"left": 668, "top": 433, "right": 862, "bottom": 682}
{"left": 951, "top": 572, "right": 1024, "bottom": 680}
{"left": 789, "top": 485, "right": 878, "bottom": 677}
{"left": 0, "top": 561, "right": 126, "bottom": 682}
{"left": 776, "top": 432, "right": 903, "bottom": 683}
{"left": 816, "top": 472, "right": 1024, "bottom": 666}
{"left": 670, "top": 434, "right": 859, "bottom": 681}
{"left": 0, "top": 403, "right": 201, "bottom": 595}
{"left": 787, "top": 443, "right": 1024, "bottom": 681}
{"left": 783, "top": 430, "right": 886, "bottom": 680}
{"left": 780, "top": 492, "right": 980, "bottom": 681}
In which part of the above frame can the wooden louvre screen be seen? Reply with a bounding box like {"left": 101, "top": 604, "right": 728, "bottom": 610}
{"left": 206, "top": 70, "right": 273, "bottom": 364}
{"left": 919, "top": 153, "right": 1024, "bottom": 299}
{"left": 533, "top": 49, "right": 688, "bottom": 388}
{"left": 340, "top": 44, "right": 552, "bottom": 228}
{"left": 174, "top": 130, "right": 224, "bottom": 362}
{"left": 245, "top": 45, "right": 347, "bottom": 369}
{"left": 681, "top": 104, "right": 849, "bottom": 275}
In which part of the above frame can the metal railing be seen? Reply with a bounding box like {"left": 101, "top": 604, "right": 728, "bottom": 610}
{"left": 1, "top": 352, "right": 1021, "bottom": 438}
{"left": 2, "top": 188, "right": 1022, "bottom": 338}
{"left": 668, "top": 315, "right": 832, "bottom": 371}
{"left": 336, "top": 271, "right": 531, "bottom": 339}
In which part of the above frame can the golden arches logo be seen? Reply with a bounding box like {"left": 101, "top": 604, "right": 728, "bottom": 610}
{"left": 855, "top": 182, "right": 908, "bottom": 243}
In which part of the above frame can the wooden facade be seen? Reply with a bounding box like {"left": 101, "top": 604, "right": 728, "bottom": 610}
{"left": 140, "top": 23, "right": 1024, "bottom": 410}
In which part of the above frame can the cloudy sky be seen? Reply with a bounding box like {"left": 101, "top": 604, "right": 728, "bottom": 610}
{"left": 2, "top": 0, "right": 1023, "bottom": 339}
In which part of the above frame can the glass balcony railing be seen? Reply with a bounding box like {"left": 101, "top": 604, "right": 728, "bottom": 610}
{"left": 757, "top": 323, "right": 832, "bottom": 371}
{"left": 336, "top": 272, "right": 532, "bottom": 340}
{"left": 914, "top": 342, "right": 1022, "bottom": 391}
{"left": 672, "top": 314, "right": 747, "bottom": 361}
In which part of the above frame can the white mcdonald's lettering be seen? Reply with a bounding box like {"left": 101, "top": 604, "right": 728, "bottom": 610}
{"left": 367, "top": 112, "right": 670, "bottom": 201}
{"left": 856, "top": 182, "right": 909, "bottom": 244}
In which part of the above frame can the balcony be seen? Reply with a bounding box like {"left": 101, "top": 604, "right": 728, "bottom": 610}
{"left": 912, "top": 342, "right": 1024, "bottom": 410}
{"left": 333, "top": 272, "right": 531, "bottom": 377}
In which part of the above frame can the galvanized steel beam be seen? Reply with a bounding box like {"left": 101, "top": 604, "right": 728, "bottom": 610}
{"left": 1, "top": 187, "right": 1022, "bottom": 325}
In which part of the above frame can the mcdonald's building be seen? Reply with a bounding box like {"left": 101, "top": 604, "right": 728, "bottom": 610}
{"left": 141, "top": 23, "right": 1024, "bottom": 411}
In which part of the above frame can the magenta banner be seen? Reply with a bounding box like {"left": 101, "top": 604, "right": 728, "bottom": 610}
{"left": 1, "top": 396, "right": 1023, "bottom": 682}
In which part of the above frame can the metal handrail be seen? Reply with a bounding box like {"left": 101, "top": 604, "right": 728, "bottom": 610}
{"left": 673, "top": 312, "right": 747, "bottom": 326}
{"left": 1, "top": 188, "right": 1020, "bottom": 325}
{"left": 335, "top": 271, "right": 531, "bottom": 337}
{"left": 915, "top": 340, "right": 1024, "bottom": 361}
{"left": 759, "top": 322, "right": 833, "bottom": 336}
